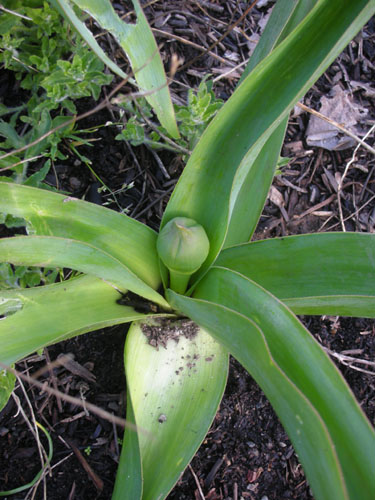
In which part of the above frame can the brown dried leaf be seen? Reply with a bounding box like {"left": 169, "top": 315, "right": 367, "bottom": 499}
{"left": 306, "top": 85, "right": 368, "bottom": 150}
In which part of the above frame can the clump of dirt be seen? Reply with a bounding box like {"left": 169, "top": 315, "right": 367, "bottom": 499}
{"left": 141, "top": 317, "right": 199, "bottom": 349}
{"left": 116, "top": 290, "right": 162, "bottom": 313}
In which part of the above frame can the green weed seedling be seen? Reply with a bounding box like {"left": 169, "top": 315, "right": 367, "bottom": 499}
{"left": 0, "top": 2, "right": 375, "bottom": 500}
{"left": 115, "top": 79, "right": 224, "bottom": 157}
{"left": 0, "top": 0, "right": 112, "bottom": 183}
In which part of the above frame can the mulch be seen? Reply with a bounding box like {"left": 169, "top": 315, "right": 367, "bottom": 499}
{"left": 0, "top": 1, "right": 374, "bottom": 499}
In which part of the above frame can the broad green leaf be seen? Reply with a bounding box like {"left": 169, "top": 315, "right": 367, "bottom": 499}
{"left": 162, "top": 0, "right": 375, "bottom": 278}
{"left": 223, "top": 119, "right": 287, "bottom": 247}
{"left": 50, "top": 0, "right": 132, "bottom": 81}
{"left": 239, "top": 0, "right": 317, "bottom": 83}
{"left": 224, "top": 0, "right": 317, "bottom": 246}
{"left": 168, "top": 267, "right": 375, "bottom": 500}
{"left": 0, "top": 182, "right": 160, "bottom": 291}
{"left": 114, "top": 319, "right": 228, "bottom": 500}
{"left": 0, "top": 368, "right": 15, "bottom": 412}
{"left": 0, "top": 235, "right": 169, "bottom": 308}
{"left": 0, "top": 274, "right": 146, "bottom": 367}
{"left": 217, "top": 233, "right": 375, "bottom": 317}
{"left": 70, "top": 0, "right": 179, "bottom": 138}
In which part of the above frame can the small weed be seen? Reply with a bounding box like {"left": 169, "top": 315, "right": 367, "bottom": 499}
{"left": 84, "top": 446, "right": 92, "bottom": 456}
{"left": 115, "top": 78, "right": 224, "bottom": 159}
{"left": 0, "top": 0, "right": 112, "bottom": 184}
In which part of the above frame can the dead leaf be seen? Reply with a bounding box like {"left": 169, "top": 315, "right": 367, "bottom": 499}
{"left": 351, "top": 80, "right": 375, "bottom": 99}
{"left": 306, "top": 85, "right": 368, "bottom": 150}
{"left": 269, "top": 185, "right": 284, "bottom": 208}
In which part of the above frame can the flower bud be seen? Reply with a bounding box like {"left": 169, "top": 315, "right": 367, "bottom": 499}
{"left": 157, "top": 217, "right": 210, "bottom": 293}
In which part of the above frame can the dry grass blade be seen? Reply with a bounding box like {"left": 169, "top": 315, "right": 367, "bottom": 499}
{"left": 324, "top": 347, "right": 375, "bottom": 376}
{"left": 336, "top": 123, "right": 375, "bottom": 231}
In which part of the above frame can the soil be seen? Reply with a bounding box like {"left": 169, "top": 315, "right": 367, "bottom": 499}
{"left": 1, "top": 1, "right": 375, "bottom": 500}
{"left": 141, "top": 318, "right": 199, "bottom": 349}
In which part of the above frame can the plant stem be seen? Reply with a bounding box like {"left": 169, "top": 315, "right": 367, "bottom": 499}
{"left": 169, "top": 271, "right": 190, "bottom": 295}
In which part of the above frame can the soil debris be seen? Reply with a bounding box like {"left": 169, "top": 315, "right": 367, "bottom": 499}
{"left": 141, "top": 317, "right": 198, "bottom": 350}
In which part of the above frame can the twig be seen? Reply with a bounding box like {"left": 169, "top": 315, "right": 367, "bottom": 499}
{"left": 324, "top": 347, "right": 375, "bottom": 376}
{"left": 0, "top": 155, "right": 44, "bottom": 172}
{"left": 133, "top": 185, "right": 174, "bottom": 218}
{"left": 112, "top": 414, "right": 120, "bottom": 460}
{"left": 44, "top": 348, "right": 63, "bottom": 413}
{"left": 146, "top": 145, "right": 171, "bottom": 179}
{"left": 294, "top": 194, "right": 336, "bottom": 220}
{"left": 17, "top": 379, "right": 51, "bottom": 472}
{"left": 0, "top": 4, "right": 32, "bottom": 20}
{"left": 152, "top": 28, "right": 234, "bottom": 67}
{"left": 323, "top": 192, "right": 375, "bottom": 232}
{"left": 0, "top": 362, "right": 148, "bottom": 434}
{"left": 188, "top": 464, "right": 205, "bottom": 500}
{"left": 337, "top": 123, "right": 375, "bottom": 231}
{"left": 66, "top": 439, "right": 104, "bottom": 492}
{"left": 11, "top": 387, "right": 49, "bottom": 500}
{"left": 212, "top": 59, "right": 249, "bottom": 83}
{"left": 177, "top": 0, "right": 259, "bottom": 73}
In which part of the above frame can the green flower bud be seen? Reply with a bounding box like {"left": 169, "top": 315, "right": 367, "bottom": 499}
{"left": 157, "top": 217, "right": 210, "bottom": 293}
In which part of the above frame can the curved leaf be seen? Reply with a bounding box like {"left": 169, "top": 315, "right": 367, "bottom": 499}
{"left": 239, "top": 0, "right": 317, "bottom": 83}
{"left": 223, "top": 119, "right": 287, "bottom": 247}
{"left": 167, "top": 267, "right": 375, "bottom": 500}
{"left": 0, "top": 235, "right": 169, "bottom": 308}
{"left": 161, "top": 0, "right": 375, "bottom": 278}
{"left": 0, "top": 275, "right": 147, "bottom": 367}
{"left": 217, "top": 232, "right": 375, "bottom": 317}
{"left": 113, "top": 319, "right": 228, "bottom": 500}
{"left": 0, "top": 182, "right": 161, "bottom": 291}
{"left": 225, "top": 0, "right": 316, "bottom": 246}
{"left": 71, "top": 0, "right": 179, "bottom": 138}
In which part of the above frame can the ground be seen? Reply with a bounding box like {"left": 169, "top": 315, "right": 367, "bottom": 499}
{"left": 0, "top": 1, "right": 374, "bottom": 499}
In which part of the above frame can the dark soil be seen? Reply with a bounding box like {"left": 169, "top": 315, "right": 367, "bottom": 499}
{"left": 1, "top": 1, "right": 375, "bottom": 499}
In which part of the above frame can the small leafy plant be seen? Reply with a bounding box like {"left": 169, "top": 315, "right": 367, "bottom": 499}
{"left": 1, "top": 1, "right": 375, "bottom": 500}
{"left": 115, "top": 79, "right": 224, "bottom": 155}
{"left": 0, "top": 0, "right": 113, "bottom": 182}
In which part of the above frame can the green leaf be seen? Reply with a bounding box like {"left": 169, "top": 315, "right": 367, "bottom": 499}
{"left": 0, "top": 235, "right": 169, "bottom": 308}
{"left": 113, "top": 319, "right": 228, "bottom": 500}
{"left": 223, "top": 119, "right": 288, "bottom": 247}
{"left": 239, "top": 0, "right": 317, "bottom": 83}
{"left": 0, "top": 368, "right": 15, "bottom": 412}
{"left": 161, "top": 0, "right": 375, "bottom": 278}
{"left": 0, "top": 182, "right": 161, "bottom": 291}
{"left": 217, "top": 233, "right": 375, "bottom": 317}
{"left": 68, "top": 0, "right": 179, "bottom": 138}
{"left": 168, "top": 267, "right": 375, "bottom": 500}
{"left": 224, "top": 0, "right": 317, "bottom": 246}
{"left": 24, "top": 160, "right": 51, "bottom": 187}
{"left": 0, "top": 275, "right": 147, "bottom": 366}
